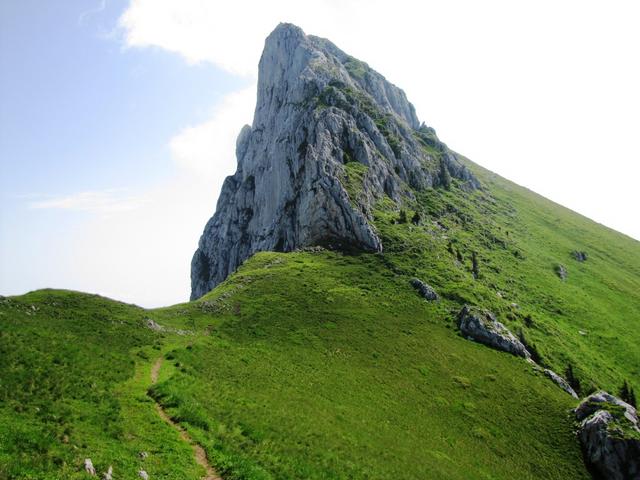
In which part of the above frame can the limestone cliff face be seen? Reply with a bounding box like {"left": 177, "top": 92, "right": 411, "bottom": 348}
{"left": 190, "top": 23, "right": 478, "bottom": 300}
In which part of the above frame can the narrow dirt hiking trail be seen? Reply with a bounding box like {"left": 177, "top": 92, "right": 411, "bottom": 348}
{"left": 151, "top": 357, "right": 222, "bottom": 480}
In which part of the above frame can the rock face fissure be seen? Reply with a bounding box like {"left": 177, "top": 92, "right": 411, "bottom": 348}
{"left": 191, "top": 23, "right": 478, "bottom": 300}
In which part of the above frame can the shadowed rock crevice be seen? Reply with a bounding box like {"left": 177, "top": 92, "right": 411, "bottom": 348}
{"left": 190, "top": 23, "right": 478, "bottom": 300}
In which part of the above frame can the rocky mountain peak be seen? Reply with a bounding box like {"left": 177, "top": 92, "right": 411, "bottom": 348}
{"left": 191, "top": 23, "right": 478, "bottom": 300}
{"left": 253, "top": 23, "right": 420, "bottom": 131}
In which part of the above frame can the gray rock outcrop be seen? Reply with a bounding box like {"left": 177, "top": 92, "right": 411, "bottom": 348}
{"left": 84, "top": 458, "right": 96, "bottom": 476}
{"left": 457, "top": 305, "right": 531, "bottom": 359}
{"left": 575, "top": 391, "right": 640, "bottom": 480}
{"left": 556, "top": 264, "right": 568, "bottom": 280}
{"left": 190, "top": 23, "right": 478, "bottom": 299}
{"left": 576, "top": 391, "right": 639, "bottom": 427}
{"left": 102, "top": 466, "right": 113, "bottom": 480}
{"left": 145, "top": 318, "right": 165, "bottom": 332}
{"left": 543, "top": 368, "right": 578, "bottom": 398}
{"left": 572, "top": 250, "right": 588, "bottom": 262}
{"left": 144, "top": 318, "right": 190, "bottom": 336}
{"left": 410, "top": 278, "right": 439, "bottom": 301}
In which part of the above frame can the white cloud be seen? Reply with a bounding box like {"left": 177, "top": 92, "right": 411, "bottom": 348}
{"left": 169, "top": 86, "right": 256, "bottom": 177}
{"left": 119, "top": 0, "right": 267, "bottom": 75}
{"left": 29, "top": 190, "right": 148, "bottom": 214}
{"left": 78, "top": 0, "right": 107, "bottom": 26}
{"left": 64, "top": 174, "right": 223, "bottom": 306}
{"left": 118, "top": 0, "right": 640, "bottom": 242}
{"left": 118, "top": 0, "right": 359, "bottom": 76}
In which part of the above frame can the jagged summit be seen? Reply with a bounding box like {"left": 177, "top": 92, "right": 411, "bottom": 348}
{"left": 253, "top": 23, "right": 420, "bottom": 130}
{"left": 190, "top": 23, "right": 478, "bottom": 300}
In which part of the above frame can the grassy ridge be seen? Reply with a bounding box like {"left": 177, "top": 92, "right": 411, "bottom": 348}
{"left": 1, "top": 157, "right": 638, "bottom": 478}
{"left": 150, "top": 251, "right": 589, "bottom": 479}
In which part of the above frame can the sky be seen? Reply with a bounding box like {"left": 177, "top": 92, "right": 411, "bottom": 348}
{"left": 1, "top": 0, "right": 639, "bottom": 307}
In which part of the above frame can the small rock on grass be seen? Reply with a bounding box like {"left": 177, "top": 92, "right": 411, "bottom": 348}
{"left": 410, "top": 278, "right": 439, "bottom": 301}
{"left": 543, "top": 369, "right": 578, "bottom": 398}
{"left": 84, "top": 459, "right": 96, "bottom": 476}
{"left": 102, "top": 466, "right": 113, "bottom": 480}
{"left": 556, "top": 264, "right": 568, "bottom": 280}
{"left": 572, "top": 250, "right": 588, "bottom": 262}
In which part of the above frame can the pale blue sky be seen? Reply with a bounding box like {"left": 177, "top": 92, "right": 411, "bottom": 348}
{"left": 1, "top": 1, "right": 253, "bottom": 304}
{"left": 0, "top": 1, "right": 249, "bottom": 196}
{"left": 1, "top": 1, "right": 639, "bottom": 306}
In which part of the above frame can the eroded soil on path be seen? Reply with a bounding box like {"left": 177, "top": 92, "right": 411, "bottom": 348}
{"left": 151, "top": 357, "right": 221, "bottom": 480}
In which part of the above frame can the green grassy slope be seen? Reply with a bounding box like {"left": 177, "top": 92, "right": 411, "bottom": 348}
{"left": 0, "top": 291, "right": 204, "bottom": 479}
{"left": 150, "top": 251, "right": 589, "bottom": 479}
{"left": 1, "top": 162, "right": 638, "bottom": 479}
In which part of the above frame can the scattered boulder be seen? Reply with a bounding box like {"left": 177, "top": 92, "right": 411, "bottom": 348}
{"left": 84, "top": 458, "right": 96, "bottom": 476}
{"left": 456, "top": 306, "right": 531, "bottom": 359}
{"left": 576, "top": 391, "right": 638, "bottom": 424}
{"left": 543, "top": 369, "right": 578, "bottom": 398}
{"left": 410, "top": 278, "right": 439, "bottom": 301}
{"left": 298, "top": 246, "right": 326, "bottom": 253}
{"left": 575, "top": 391, "right": 640, "bottom": 480}
{"left": 139, "top": 451, "right": 148, "bottom": 460}
{"left": 102, "top": 466, "right": 113, "bottom": 480}
{"left": 556, "top": 264, "right": 568, "bottom": 280}
{"left": 572, "top": 250, "right": 588, "bottom": 262}
{"left": 139, "top": 470, "right": 150, "bottom": 480}
{"left": 144, "top": 318, "right": 191, "bottom": 336}
{"left": 145, "top": 318, "right": 165, "bottom": 332}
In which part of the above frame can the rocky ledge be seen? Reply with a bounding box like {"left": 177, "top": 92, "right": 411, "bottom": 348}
{"left": 457, "top": 305, "right": 531, "bottom": 359}
{"left": 190, "top": 23, "right": 478, "bottom": 299}
{"left": 543, "top": 368, "right": 578, "bottom": 399}
{"left": 410, "top": 278, "right": 439, "bottom": 301}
